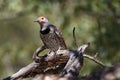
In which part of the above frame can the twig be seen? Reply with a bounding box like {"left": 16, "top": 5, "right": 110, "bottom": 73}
{"left": 73, "top": 27, "right": 79, "bottom": 48}
{"left": 77, "top": 43, "right": 107, "bottom": 67}
{"left": 94, "top": 52, "right": 98, "bottom": 58}
{"left": 83, "top": 54, "right": 107, "bottom": 68}
{"left": 72, "top": 27, "right": 107, "bottom": 68}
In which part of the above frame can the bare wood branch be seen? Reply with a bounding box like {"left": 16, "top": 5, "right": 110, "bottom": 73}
{"left": 60, "top": 50, "right": 84, "bottom": 77}
{"left": 3, "top": 43, "right": 89, "bottom": 80}
{"left": 94, "top": 52, "right": 98, "bottom": 58}
{"left": 73, "top": 27, "right": 79, "bottom": 48}
{"left": 83, "top": 54, "right": 107, "bottom": 68}
{"left": 3, "top": 43, "right": 107, "bottom": 80}
{"left": 3, "top": 52, "right": 69, "bottom": 80}
{"left": 77, "top": 43, "right": 107, "bottom": 68}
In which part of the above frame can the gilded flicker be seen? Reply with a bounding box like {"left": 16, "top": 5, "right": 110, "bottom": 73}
{"left": 33, "top": 16, "right": 67, "bottom": 60}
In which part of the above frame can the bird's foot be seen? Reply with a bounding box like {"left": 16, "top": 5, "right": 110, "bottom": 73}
{"left": 33, "top": 56, "right": 41, "bottom": 63}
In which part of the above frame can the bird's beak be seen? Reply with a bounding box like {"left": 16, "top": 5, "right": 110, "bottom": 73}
{"left": 34, "top": 20, "right": 39, "bottom": 22}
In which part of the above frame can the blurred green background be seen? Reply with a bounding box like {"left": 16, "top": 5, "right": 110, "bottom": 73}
{"left": 0, "top": 0, "right": 120, "bottom": 79}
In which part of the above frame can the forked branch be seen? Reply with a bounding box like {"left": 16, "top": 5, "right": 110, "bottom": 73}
{"left": 73, "top": 27, "right": 107, "bottom": 68}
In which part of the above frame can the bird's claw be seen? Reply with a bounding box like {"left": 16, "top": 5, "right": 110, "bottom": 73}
{"left": 33, "top": 56, "right": 41, "bottom": 63}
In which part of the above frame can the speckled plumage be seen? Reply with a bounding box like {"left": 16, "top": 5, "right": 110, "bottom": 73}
{"left": 40, "top": 24, "right": 67, "bottom": 51}
{"left": 33, "top": 16, "right": 67, "bottom": 60}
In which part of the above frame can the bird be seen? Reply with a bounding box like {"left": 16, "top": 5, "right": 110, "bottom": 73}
{"left": 33, "top": 16, "right": 67, "bottom": 61}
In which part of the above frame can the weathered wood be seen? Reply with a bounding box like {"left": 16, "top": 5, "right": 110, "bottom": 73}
{"left": 3, "top": 43, "right": 107, "bottom": 80}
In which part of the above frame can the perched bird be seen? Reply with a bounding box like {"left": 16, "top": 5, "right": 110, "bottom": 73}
{"left": 33, "top": 16, "right": 67, "bottom": 61}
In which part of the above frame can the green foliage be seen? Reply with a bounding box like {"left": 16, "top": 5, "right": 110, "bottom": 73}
{"left": 0, "top": 0, "right": 120, "bottom": 79}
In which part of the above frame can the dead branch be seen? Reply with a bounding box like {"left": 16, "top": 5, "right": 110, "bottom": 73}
{"left": 77, "top": 43, "right": 106, "bottom": 67}
{"left": 72, "top": 27, "right": 107, "bottom": 68}
{"left": 3, "top": 43, "right": 107, "bottom": 80}
{"left": 73, "top": 27, "right": 79, "bottom": 48}
{"left": 60, "top": 50, "right": 84, "bottom": 77}
{"left": 83, "top": 54, "right": 107, "bottom": 68}
{"left": 3, "top": 43, "right": 89, "bottom": 80}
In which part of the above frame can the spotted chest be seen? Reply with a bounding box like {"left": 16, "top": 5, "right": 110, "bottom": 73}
{"left": 40, "top": 30, "right": 61, "bottom": 51}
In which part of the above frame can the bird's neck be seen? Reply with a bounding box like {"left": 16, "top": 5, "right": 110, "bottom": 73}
{"left": 40, "top": 24, "right": 50, "bottom": 35}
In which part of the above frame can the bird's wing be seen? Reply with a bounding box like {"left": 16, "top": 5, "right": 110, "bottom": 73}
{"left": 53, "top": 26, "right": 67, "bottom": 49}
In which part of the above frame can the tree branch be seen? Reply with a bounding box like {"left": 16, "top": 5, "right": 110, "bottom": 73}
{"left": 3, "top": 43, "right": 89, "bottom": 80}
{"left": 73, "top": 27, "right": 79, "bottom": 48}
{"left": 83, "top": 54, "right": 107, "bottom": 68}
{"left": 3, "top": 43, "right": 107, "bottom": 80}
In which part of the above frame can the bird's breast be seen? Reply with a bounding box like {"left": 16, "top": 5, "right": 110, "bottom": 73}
{"left": 40, "top": 33, "right": 60, "bottom": 51}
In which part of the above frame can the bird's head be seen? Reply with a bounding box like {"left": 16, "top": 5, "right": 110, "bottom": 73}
{"left": 34, "top": 16, "right": 50, "bottom": 31}
{"left": 34, "top": 16, "right": 49, "bottom": 25}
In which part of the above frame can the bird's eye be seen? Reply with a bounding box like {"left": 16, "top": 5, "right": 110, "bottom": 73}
{"left": 41, "top": 18, "right": 44, "bottom": 20}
